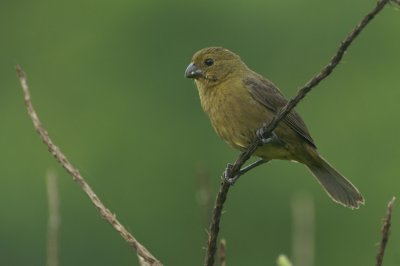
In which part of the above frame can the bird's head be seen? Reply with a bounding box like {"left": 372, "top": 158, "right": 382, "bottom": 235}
{"left": 185, "top": 47, "right": 245, "bottom": 87}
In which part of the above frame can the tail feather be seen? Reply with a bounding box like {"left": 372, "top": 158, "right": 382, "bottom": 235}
{"left": 307, "top": 156, "right": 364, "bottom": 209}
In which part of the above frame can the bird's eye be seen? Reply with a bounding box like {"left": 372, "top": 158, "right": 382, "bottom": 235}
{"left": 204, "top": 58, "right": 214, "bottom": 66}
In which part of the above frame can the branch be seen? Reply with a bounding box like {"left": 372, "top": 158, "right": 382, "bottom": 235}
{"left": 46, "top": 169, "right": 60, "bottom": 266}
{"left": 376, "top": 197, "right": 396, "bottom": 266}
{"left": 204, "top": 0, "right": 391, "bottom": 265}
{"left": 16, "top": 66, "right": 163, "bottom": 266}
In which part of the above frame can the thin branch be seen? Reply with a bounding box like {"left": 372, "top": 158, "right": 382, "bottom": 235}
{"left": 205, "top": 181, "right": 230, "bottom": 266}
{"left": 204, "top": 0, "right": 391, "bottom": 265}
{"left": 46, "top": 169, "right": 60, "bottom": 266}
{"left": 376, "top": 197, "right": 396, "bottom": 266}
{"left": 16, "top": 66, "right": 162, "bottom": 266}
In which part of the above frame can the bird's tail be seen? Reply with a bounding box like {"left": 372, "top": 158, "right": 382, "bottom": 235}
{"left": 306, "top": 155, "right": 364, "bottom": 209}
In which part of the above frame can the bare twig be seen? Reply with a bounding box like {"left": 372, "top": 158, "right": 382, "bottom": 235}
{"left": 46, "top": 169, "right": 60, "bottom": 266}
{"left": 204, "top": 1, "right": 391, "bottom": 265}
{"left": 205, "top": 181, "right": 230, "bottom": 266}
{"left": 16, "top": 66, "right": 162, "bottom": 266}
{"left": 219, "top": 239, "right": 227, "bottom": 266}
{"left": 376, "top": 197, "right": 396, "bottom": 266}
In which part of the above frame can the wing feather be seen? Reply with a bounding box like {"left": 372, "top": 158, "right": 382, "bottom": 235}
{"left": 244, "top": 75, "right": 316, "bottom": 148}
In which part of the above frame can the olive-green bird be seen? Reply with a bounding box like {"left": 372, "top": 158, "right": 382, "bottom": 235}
{"left": 185, "top": 47, "right": 364, "bottom": 209}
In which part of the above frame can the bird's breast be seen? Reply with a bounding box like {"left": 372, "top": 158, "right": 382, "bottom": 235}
{"left": 198, "top": 81, "right": 268, "bottom": 150}
{"left": 197, "top": 80, "right": 299, "bottom": 161}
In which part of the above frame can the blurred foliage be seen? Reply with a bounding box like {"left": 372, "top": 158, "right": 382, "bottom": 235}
{"left": 1, "top": 0, "right": 399, "bottom": 265}
{"left": 277, "top": 255, "right": 293, "bottom": 266}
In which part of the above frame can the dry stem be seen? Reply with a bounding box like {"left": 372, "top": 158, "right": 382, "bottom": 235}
{"left": 16, "top": 66, "right": 162, "bottom": 266}
{"left": 376, "top": 197, "right": 396, "bottom": 266}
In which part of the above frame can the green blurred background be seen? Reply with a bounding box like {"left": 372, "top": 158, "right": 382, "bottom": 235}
{"left": 1, "top": 0, "right": 399, "bottom": 265}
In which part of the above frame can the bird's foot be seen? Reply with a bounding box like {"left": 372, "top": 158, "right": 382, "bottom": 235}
{"left": 223, "top": 163, "right": 240, "bottom": 185}
{"left": 223, "top": 159, "right": 269, "bottom": 185}
{"left": 256, "top": 127, "right": 282, "bottom": 145}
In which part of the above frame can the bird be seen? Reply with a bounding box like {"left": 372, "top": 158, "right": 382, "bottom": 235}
{"left": 185, "top": 47, "right": 364, "bottom": 209}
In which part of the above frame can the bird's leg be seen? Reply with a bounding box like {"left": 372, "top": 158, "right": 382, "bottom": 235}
{"left": 224, "top": 159, "right": 269, "bottom": 185}
{"left": 256, "top": 128, "right": 283, "bottom": 145}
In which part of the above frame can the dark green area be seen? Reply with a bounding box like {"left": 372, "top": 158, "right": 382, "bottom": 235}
{"left": 1, "top": 0, "right": 399, "bottom": 265}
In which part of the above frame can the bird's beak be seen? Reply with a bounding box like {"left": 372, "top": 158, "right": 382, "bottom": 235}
{"left": 185, "top": 63, "right": 203, "bottom": 79}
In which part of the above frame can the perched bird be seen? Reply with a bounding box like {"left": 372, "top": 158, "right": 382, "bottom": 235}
{"left": 185, "top": 47, "right": 364, "bottom": 209}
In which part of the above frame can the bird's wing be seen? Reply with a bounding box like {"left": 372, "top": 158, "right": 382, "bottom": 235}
{"left": 244, "top": 75, "right": 316, "bottom": 148}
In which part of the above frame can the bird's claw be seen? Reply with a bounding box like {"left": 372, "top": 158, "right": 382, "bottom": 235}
{"left": 256, "top": 127, "right": 279, "bottom": 145}
{"left": 225, "top": 175, "right": 240, "bottom": 185}
{"left": 223, "top": 163, "right": 240, "bottom": 185}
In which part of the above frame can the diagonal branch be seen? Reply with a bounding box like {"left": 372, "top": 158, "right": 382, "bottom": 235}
{"left": 204, "top": 0, "right": 391, "bottom": 265}
{"left": 376, "top": 197, "right": 396, "bottom": 266}
{"left": 16, "top": 66, "right": 163, "bottom": 266}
